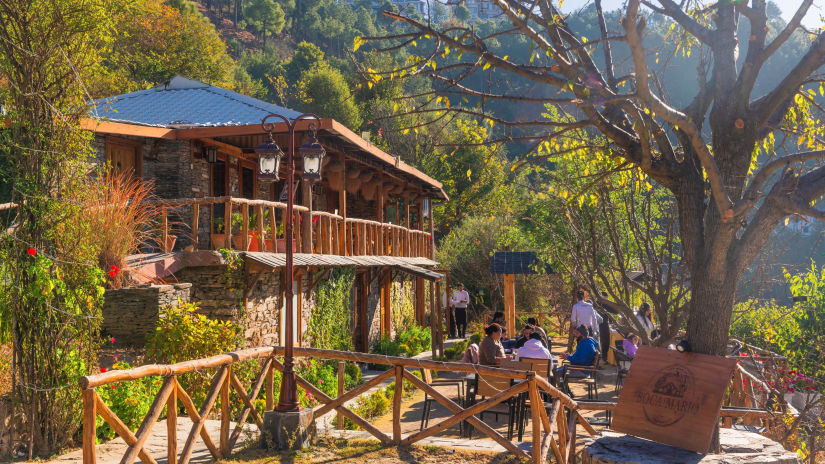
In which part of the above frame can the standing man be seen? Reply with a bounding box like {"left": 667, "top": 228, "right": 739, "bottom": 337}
{"left": 449, "top": 283, "right": 469, "bottom": 338}
{"left": 570, "top": 290, "right": 602, "bottom": 350}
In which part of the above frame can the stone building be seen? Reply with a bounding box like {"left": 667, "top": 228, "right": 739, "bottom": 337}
{"left": 89, "top": 75, "right": 449, "bottom": 353}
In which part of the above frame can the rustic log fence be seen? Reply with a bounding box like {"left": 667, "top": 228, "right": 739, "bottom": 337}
{"left": 147, "top": 197, "right": 432, "bottom": 258}
{"left": 80, "top": 346, "right": 594, "bottom": 464}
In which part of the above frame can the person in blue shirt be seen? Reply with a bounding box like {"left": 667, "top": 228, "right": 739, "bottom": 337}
{"left": 561, "top": 325, "right": 599, "bottom": 367}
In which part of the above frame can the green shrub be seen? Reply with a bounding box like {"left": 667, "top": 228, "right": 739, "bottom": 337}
{"left": 345, "top": 362, "right": 362, "bottom": 388}
{"left": 469, "top": 331, "right": 482, "bottom": 345}
{"left": 146, "top": 299, "right": 241, "bottom": 406}
{"left": 95, "top": 361, "right": 157, "bottom": 441}
{"left": 397, "top": 325, "right": 431, "bottom": 356}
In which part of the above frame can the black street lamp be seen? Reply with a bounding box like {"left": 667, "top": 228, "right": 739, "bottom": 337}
{"left": 256, "top": 113, "right": 324, "bottom": 413}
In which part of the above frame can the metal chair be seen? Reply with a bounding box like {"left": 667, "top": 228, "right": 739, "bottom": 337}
{"left": 419, "top": 368, "right": 465, "bottom": 435}
{"left": 609, "top": 345, "right": 633, "bottom": 393}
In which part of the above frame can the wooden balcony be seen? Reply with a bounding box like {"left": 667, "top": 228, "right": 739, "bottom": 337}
{"left": 154, "top": 196, "right": 433, "bottom": 259}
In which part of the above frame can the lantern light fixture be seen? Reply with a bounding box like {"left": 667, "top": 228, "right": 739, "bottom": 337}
{"left": 204, "top": 145, "right": 218, "bottom": 164}
{"left": 255, "top": 131, "right": 284, "bottom": 183}
{"left": 299, "top": 124, "right": 326, "bottom": 181}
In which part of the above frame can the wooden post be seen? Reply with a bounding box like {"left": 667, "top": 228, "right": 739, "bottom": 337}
{"left": 301, "top": 179, "right": 313, "bottom": 253}
{"left": 265, "top": 361, "right": 274, "bottom": 411}
{"left": 255, "top": 205, "right": 264, "bottom": 251}
{"left": 167, "top": 378, "right": 178, "bottom": 464}
{"left": 393, "top": 365, "right": 403, "bottom": 444}
{"left": 192, "top": 203, "right": 200, "bottom": 249}
{"left": 327, "top": 216, "right": 334, "bottom": 254}
{"left": 220, "top": 366, "right": 230, "bottom": 456}
{"left": 337, "top": 361, "right": 345, "bottom": 429}
{"left": 82, "top": 389, "right": 96, "bottom": 464}
{"left": 377, "top": 180, "right": 385, "bottom": 223}
{"left": 429, "top": 280, "right": 437, "bottom": 354}
{"left": 269, "top": 206, "right": 277, "bottom": 252}
{"left": 435, "top": 281, "right": 444, "bottom": 356}
{"left": 339, "top": 172, "right": 347, "bottom": 256}
{"left": 294, "top": 210, "right": 302, "bottom": 251}
{"left": 567, "top": 410, "right": 578, "bottom": 464}
{"left": 241, "top": 204, "right": 249, "bottom": 251}
{"left": 224, "top": 199, "right": 232, "bottom": 249}
{"left": 161, "top": 208, "right": 169, "bottom": 252}
{"left": 503, "top": 274, "right": 516, "bottom": 337}
{"left": 382, "top": 268, "right": 392, "bottom": 337}
{"left": 427, "top": 199, "right": 434, "bottom": 259}
{"left": 415, "top": 277, "right": 426, "bottom": 326}
{"left": 529, "top": 376, "right": 542, "bottom": 464}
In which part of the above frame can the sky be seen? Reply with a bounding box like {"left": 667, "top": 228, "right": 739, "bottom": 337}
{"left": 557, "top": 0, "right": 825, "bottom": 28}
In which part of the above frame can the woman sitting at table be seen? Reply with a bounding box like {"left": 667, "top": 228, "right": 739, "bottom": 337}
{"left": 517, "top": 332, "right": 553, "bottom": 363}
{"left": 622, "top": 333, "right": 640, "bottom": 358}
{"left": 479, "top": 323, "right": 507, "bottom": 366}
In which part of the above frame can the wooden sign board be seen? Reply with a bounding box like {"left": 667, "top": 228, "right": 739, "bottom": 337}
{"left": 611, "top": 346, "right": 738, "bottom": 453}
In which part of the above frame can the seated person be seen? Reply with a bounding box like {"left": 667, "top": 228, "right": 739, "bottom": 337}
{"left": 527, "top": 317, "right": 550, "bottom": 348}
{"left": 515, "top": 324, "right": 548, "bottom": 349}
{"left": 560, "top": 325, "right": 599, "bottom": 375}
{"left": 491, "top": 311, "right": 506, "bottom": 326}
{"left": 517, "top": 332, "right": 553, "bottom": 364}
{"left": 501, "top": 326, "right": 517, "bottom": 350}
{"left": 478, "top": 323, "right": 507, "bottom": 366}
{"left": 622, "top": 333, "right": 640, "bottom": 357}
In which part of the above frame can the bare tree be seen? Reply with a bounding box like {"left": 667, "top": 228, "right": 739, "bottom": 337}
{"left": 359, "top": 0, "right": 825, "bottom": 357}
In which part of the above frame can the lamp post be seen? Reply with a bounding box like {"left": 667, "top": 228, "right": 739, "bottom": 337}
{"left": 256, "top": 113, "right": 324, "bottom": 414}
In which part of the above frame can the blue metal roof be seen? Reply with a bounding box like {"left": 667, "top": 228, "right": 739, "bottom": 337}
{"left": 89, "top": 75, "right": 302, "bottom": 128}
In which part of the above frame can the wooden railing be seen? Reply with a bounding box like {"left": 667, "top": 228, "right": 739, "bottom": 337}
{"left": 80, "top": 346, "right": 594, "bottom": 464}
{"left": 150, "top": 196, "right": 433, "bottom": 259}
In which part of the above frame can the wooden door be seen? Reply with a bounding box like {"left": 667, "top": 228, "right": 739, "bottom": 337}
{"left": 106, "top": 137, "right": 141, "bottom": 178}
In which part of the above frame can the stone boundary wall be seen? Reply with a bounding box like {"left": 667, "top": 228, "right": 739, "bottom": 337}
{"left": 102, "top": 284, "right": 192, "bottom": 345}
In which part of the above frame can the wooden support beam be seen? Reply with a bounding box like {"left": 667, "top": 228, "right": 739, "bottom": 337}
{"left": 381, "top": 268, "right": 392, "bottom": 337}
{"left": 301, "top": 179, "right": 312, "bottom": 253}
{"left": 503, "top": 274, "right": 516, "bottom": 338}
{"left": 82, "top": 390, "right": 97, "bottom": 464}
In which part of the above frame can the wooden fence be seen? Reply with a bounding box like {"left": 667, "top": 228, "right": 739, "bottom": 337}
{"left": 151, "top": 196, "right": 432, "bottom": 258}
{"left": 80, "top": 346, "right": 594, "bottom": 464}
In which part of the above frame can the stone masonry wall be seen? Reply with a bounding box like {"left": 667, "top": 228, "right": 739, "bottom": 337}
{"left": 102, "top": 284, "right": 192, "bottom": 345}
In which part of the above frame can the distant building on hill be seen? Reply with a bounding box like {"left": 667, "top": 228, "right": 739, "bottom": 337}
{"left": 460, "top": 0, "right": 499, "bottom": 19}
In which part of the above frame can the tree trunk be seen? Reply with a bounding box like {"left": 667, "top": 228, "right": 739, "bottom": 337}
{"left": 685, "top": 272, "right": 736, "bottom": 356}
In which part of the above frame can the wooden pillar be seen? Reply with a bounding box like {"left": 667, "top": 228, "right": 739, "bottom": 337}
{"left": 381, "top": 267, "right": 392, "bottom": 337}
{"left": 358, "top": 270, "right": 369, "bottom": 351}
{"left": 416, "top": 198, "right": 424, "bottom": 230}
{"left": 339, "top": 172, "right": 347, "bottom": 256}
{"left": 404, "top": 199, "right": 410, "bottom": 228}
{"left": 429, "top": 280, "right": 436, "bottom": 354}
{"left": 427, "top": 199, "right": 434, "bottom": 259}
{"left": 436, "top": 280, "right": 444, "bottom": 357}
{"left": 503, "top": 274, "right": 516, "bottom": 337}
{"left": 377, "top": 178, "right": 385, "bottom": 223}
{"left": 82, "top": 389, "right": 96, "bottom": 464}
{"left": 415, "top": 277, "right": 426, "bottom": 326}
{"left": 301, "top": 179, "right": 313, "bottom": 253}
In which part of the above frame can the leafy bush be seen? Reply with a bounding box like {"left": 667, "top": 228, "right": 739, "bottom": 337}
{"left": 396, "top": 325, "right": 431, "bottom": 357}
{"left": 95, "top": 361, "right": 157, "bottom": 441}
{"left": 306, "top": 268, "right": 355, "bottom": 352}
{"left": 146, "top": 299, "right": 241, "bottom": 405}
{"left": 444, "top": 339, "right": 469, "bottom": 361}
{"left": 469, "top": 331, "right": 482, "bottom": 346}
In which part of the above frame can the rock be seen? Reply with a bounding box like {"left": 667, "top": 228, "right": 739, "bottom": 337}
{"left": 581, "top": 428, "right": 799, "bottom": 464}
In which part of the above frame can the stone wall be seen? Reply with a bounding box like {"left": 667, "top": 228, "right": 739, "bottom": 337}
{"left": 102, "top": 284, "right": 192, "bottom": 345}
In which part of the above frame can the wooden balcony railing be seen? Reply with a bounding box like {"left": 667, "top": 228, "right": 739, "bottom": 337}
{"left": 152, "top": 196, "right": 433, "bottom": 259}
{"left": 79, "top": 346, "right": 594, "bottom": 464}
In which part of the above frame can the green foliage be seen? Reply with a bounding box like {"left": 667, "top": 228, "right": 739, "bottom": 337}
{"left": 306, "top": 268, "right": 355, "bottom": 351}
{"left": 243, "top": 0, "right": 285, "bottom": 46}
{"left": 300, "top": 67, "right": 362, "bottom": 130}
{"left": 396, "top": 325, "right": 432, "bottom": 357}
{"left": 95, "top": 361, "right": 157, "bottom": 441}
{"left": 0, "top": 344, "right": 10, "bottom": 397}
{"left": 444, "top": 339, "right": 469, "bottom": 361}
{"left": 146, "top": 299, "right": 240, "bottom": 404}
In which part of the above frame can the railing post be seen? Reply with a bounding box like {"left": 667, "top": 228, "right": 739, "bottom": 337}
{"left": 294, "top": 210, "right": 303, "bottom": 252}
{"left": 167, "top": 377, "right": 178, "bottom": 464}
{"left": 327, "top": 216, "right": 333, "bottom": 254}
{"left": 241, "top": 204, "right": 249, "bottom": 251}
{"left": 220, "top": 366, "right": 230, "bottom": 456}
{"left": 269, "top": 206, "right": 277, "bottom": 252}
{"left": 161, "top": 207, "right": 169, "bottom": 252}
{"left": 337, "top": 361, "right": 345, "bottom": 430}
{"left": 82, "top": 389, "right": 96, "bottom": 464}
{"left": 393, "top": 365, "right": 404, "bottom": 444}
{"left": 256, "top": 205, "right": 264, "bottom": 252}
{"left": 266, "top": 359, "right": 274, "bottom": 411}
{"left": 192, "top": 203, "right": 200, "bottom": 250}
{"left": 224, "top": 199, "right": 232, "bottom": 249}
{"left": 528, "top": 375, "right": 542, "bottom": 464}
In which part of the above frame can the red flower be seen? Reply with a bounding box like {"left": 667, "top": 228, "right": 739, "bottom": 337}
{"left": 100, "top": 368, "right": 107, "bottom": 373}
{"left": 740, "top": 352, "right": 747, "bottom": 356}
{"left": 110, "top": 264, "right": 119, "bottom": 274}
{"left": 26, "top": 247, "right": 36, "bottom": 256}
{"left": 110, "top": 337, "right": 116, "bottom": 344}
{"left": 108, "top": 270, "right": 117, "bottom": 278}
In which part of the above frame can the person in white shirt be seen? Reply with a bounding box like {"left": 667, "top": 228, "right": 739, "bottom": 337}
{"left": 517, "top": 333, "right": 553, "bottom": 365}
{"left": 636, "top": 302, "right": 655, "bottom": 340}
{"left": 449, "top": 283, "right": 470, "bottom": 338}
{"left": 571, "top": 290, "right": 602, "bottom": 338}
